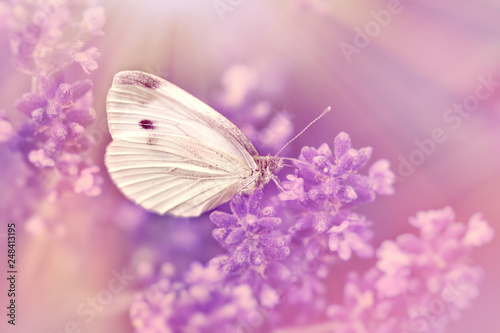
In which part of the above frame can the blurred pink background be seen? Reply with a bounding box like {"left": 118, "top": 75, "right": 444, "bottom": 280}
{"left": 1, "top": 0, "right": 499, "bottom": 332}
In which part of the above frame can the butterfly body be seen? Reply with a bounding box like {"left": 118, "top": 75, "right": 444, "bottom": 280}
{"left": 250, "top": 155, "right": 283, "bottom": 190}
{"left": 105, "top": 71, "right": 282, "bottom": 217}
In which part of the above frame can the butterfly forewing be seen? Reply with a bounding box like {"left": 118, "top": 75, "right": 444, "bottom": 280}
{"left": 105, "top": 71, "right": 260, "bottom": 217}
{"left": 107, "top": 71, "right": 258, "bottom": 166}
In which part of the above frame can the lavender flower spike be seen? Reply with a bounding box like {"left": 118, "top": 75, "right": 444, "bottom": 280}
{"left": 2, "top": 0, "right": 105, "bottom": 196}
{"left": 210, "top": 189, "right": 290, "bottom": 273}
{"left": 280, "top": 132, "right": 394, "bottom": 261}
{"left": 280, "top": 132, "right": 395, "bottom": 209}
{"left": 130, "top": 260, "right": 260, "bottom": 333}
{"left": 324, "top": 207, "right": 494, "bottom": 333}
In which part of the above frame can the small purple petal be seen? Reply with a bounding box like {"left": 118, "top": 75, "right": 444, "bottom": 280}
{"left": 38, "top": 75, "right": 57, "bottom": 99}
{"left": 73, "top": 47, "right": 100, "bottom": 74}
{"left": 317, "top": 143, "right": 333, "bottom": 159}
{"left": 15, "top": 93, "right": 47, "bottom": 115}
{"left": 352, "top": 146, "right": 373, "bottom": 170}
{"left": 337, "top": 240, "right": 352, "bottom": 260}
{"left": 232, "top": 242, "right": 250, "bottom": 265}
{"left": 230, "top": 194, "right": 247, "bottom": 217}
{"left": 28, "top": 149, "right": 55, "bottom": 168}
{"left": 74, "top": 166, "right": 102, "bottom": 196}
{"left": 337, "top": 186, "right": 358, "bottom": 203}
{"left": 31, "top": 108, "right": 47, "bottom": 124}
{"left": 328, "top": 233, "right": 340, "bottom": 251}
{"left": 348, "top": 174, "right": 375, "bottom": 203}
{"left": 328, "top": 220, "right": 349, "bottom": 233}
{"left": 257, "top": 234, "right": 285, "bottom": 248}
{"left": 334, "top": 132, "right": 351, "bottom": 161}
{"left": 279, "top": 175, "right": 307, "bottom": 201}
{"left": 68, "top": 122, "right": 85, "bottom": 137}
{"left": 66, "top": 108, "right": 95, "bottom": 125}
{"left": 71, "top": 79, "right": 93, "bottom": 100}
{"left": 223, "top": 259, "right": 244, "bottom": 273}
{"left": 256, "top": 217, "right": 281, "bottom": 231}
{"left": 210, "top": 211, "right": 239, "bottom": 227}
{"left": 312, "top": 155, "right": 328, "bottom": 169}
{"left": 55, "top": 83, "right": 73, "bottom": 107}
{"left": 212, "top": 228, "right": 229, "bottom": 246}
{"left": 369, "top": 159, "right": 395, "bottom": 195}
{"left": 323, "top": 178, "right": 340, "bottom": 196}
{"left": 338, "top": 149, "right": 357, "bottom": 171}
{"left": 263, "top": 245, "right": 290, "bottom": 261}
{"left": 409, "top": 207, "right": 455, "bottom": 239}
{"left": 464, "top": 213, "right": 494, "bottom": 247}
{"left": 394, "top": 233, "right": 423, "bottom": 253}
{"left": 17, "top": 121, "right": 36, "bottom": 137}
{"left": 225, "top": 227, "right": 246, "bottom": 245}
{"left": 300, "top": 146, "right": 319, "bottom": 163}
{"left": 247, "top": 189, "right": 263, "bottom": 215}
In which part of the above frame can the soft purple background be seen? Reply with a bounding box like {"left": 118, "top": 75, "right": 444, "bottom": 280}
{"left": 1, "top": 0, "right": 499, "bottom": 332}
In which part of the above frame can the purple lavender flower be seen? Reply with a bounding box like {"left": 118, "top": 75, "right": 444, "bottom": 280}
{"left": 280, "top": 132, "right": 394, "bottom": 209}
{"left": 129, "top": 130, "right": 397, "bottom": 332}
{"left": 327, "top": 212, "right": 374, "bottom": 260}
{"left": 279, "top": 132, "right": 394, "bottom": 261}
{"left": 1, "top": 0, "right": 105, "bottom": 75}
{"left": 172, "top": 132, "right": 394, "bottom": 330}
{"left": 1, "top": 0, "right": 105, "bottom": 196}
{"left": 130, "top": 127, "right": 493, "bottom": 333}
{"left": 323, "top": 207, "right": 494, "bottom": 333}
{"left": 210, "top": 189, "right": 290, "bottom": 273}
{"left": 130, "top": 260, "right": 260, "bottom": 333}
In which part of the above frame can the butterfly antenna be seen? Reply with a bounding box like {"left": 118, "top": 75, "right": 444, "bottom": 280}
{"left": 280, "top": 157, "right": 311, "bottom": 166}
{"left": 275, "top": 106, "right": 331, "bottom": 157}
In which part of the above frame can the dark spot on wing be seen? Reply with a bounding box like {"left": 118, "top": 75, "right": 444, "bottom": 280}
{"left": 139, "top": 119, "right": 155, "bottom": 130}
{"left": 116, "top": 72, "right": 162, "bottom": 90}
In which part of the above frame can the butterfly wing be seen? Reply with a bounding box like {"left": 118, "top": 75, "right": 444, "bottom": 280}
{"left": 105, "top": 71, "right": 258, "bottom": 217}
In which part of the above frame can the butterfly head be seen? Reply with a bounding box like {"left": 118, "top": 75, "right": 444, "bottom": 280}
{"left": 266, "top": 155, "right": 283, "bottom": 173}
{"left": 251, "top": 155, "right": 283, "bottom": 190}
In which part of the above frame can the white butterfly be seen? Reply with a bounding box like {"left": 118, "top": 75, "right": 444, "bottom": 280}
{"left": 105, "top": 71, "right": 284, "bottom": 217}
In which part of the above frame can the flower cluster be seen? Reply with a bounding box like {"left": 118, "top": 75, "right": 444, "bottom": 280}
{"left": 280, "top": 132, "right": 395, "bottom": 261}
{"left": 130, "top": 129, "right": 494, "bottom": 333}
{"left": 281, "top": 132, "right": 394, "bottom": 207}
{"left": 0, "top": 3, "right": 494, "bottom": 333}
{"left": 130, "top": 260, "right": 261, "bottom": 333}
{"left": 0, "top": 1, "right": 104, "bottom": 75}
{"left": 210, "top": 189, "right": 290, "bottom": 274}
{"left": 325, "top": 207, "right": 494, "bottom": 333}
{"left": 1, "top": 0, "right": 104, "bottom": 196}
{"left": 131, "top": 133, "right": 400, "bottom": 332}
